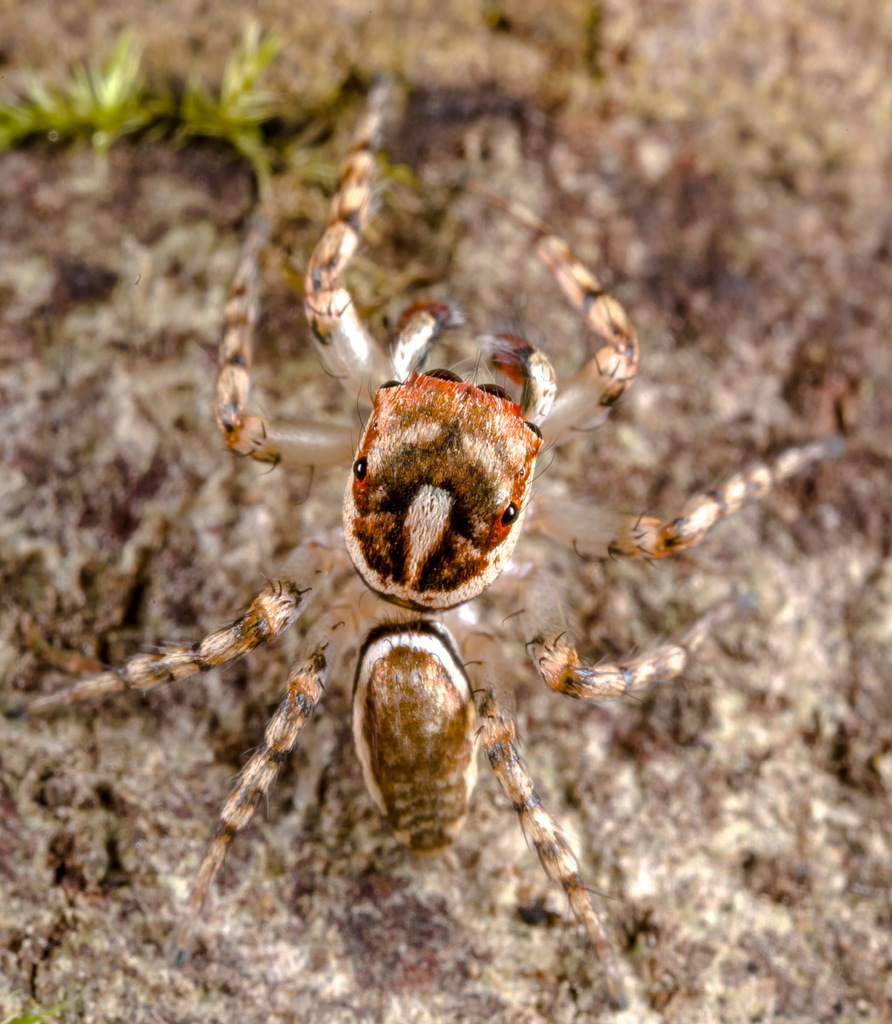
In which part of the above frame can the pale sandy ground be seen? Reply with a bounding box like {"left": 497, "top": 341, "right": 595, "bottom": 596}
{"left": 1, "top": 2, "right": 890, "bottom": 1022}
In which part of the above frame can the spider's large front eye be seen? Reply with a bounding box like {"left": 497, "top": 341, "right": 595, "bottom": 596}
{"left": 353, "top": 457, "right": 368, "bottom": 481}
{"left": 501, "top": 502, "right": 519, "bottom": 526}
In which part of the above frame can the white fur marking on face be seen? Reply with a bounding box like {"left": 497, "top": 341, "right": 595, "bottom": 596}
{"left": 394, "top": 418, "right": 445, "bottom": 445}
{"left": 404, "top": 485, "right": 453, "bottom": 585}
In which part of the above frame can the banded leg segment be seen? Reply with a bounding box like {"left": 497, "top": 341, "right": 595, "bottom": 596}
{"left": 215, "top": 216, "right": 273, "bottom": 461}
{"left": 530, "top": 439, "right": 842, "bottom": 561}
{"left": 530, "top": 598, "right": 738, "bottom": 701}
{"left": 303, "top": 82, "right": 391, "bottom": 394}
{"left": 475, "top": 683, "right": 627, "bottom": 1009}
{"left": 214, "top": 220, "right": 356, "bottom": 467}
{"left": 171, "top": 620, "right": 335, "bottom": 963}
{"left": 468, "top": 181, "right": 639, "bottom": 442}
{"left": 10, "top": 579, "right": 311, "bottom": 717}
{"left": 610, "top": 439, "right": 843, "bottom": 560}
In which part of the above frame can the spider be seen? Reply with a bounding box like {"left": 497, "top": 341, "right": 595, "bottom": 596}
{"left": 12, "top": 82, "right": 838, "bottom": 1009}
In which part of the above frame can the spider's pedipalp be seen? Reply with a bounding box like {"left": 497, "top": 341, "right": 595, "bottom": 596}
{"left": 390, "top": 299, "right": 463, "bottom": 380}
{"left": 481, "top": 332, "right": 557, "bottom": 423}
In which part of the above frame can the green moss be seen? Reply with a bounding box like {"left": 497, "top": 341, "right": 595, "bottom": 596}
{"left": 1, "top": 1004, "right": 68, "bottom": 1024}
{"left": 0, "top": 33, "right": 161, "bottom": 156}
{"left": 0, "top": 24, "right": 283, "bottom": 181}
{"left": 177, "top": 23, "right": 284, "bottom": 185}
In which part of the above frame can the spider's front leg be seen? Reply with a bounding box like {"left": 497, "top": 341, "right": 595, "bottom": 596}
{"left": 468, "top": 181, "right": 639, "bottom": 446}
{"left": 301, "top": 81, "right": 393, "bottom": 396}
{"left": 214, "top": 216, "right": 356, "bottom": 468}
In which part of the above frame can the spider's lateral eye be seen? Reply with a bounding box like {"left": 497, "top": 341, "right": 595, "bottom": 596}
{"left": 423, "top": 368, "right": 463, "bottom": 383}
{"left": 525, "top": 420, "right": 543, "bottom": 439}
{"left": 353, "top": 457, "right": 368, "bottom": 481}
{"left": 501, "top": 502, "right": 519, "bottom": 526}
{"left": 477, "top": 383, "right": 511, "bottom": 401}
{"left": 379, "top": 379, "right": 401, "bottom": 390}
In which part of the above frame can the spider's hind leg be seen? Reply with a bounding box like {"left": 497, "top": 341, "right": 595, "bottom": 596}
{"left": 171, "top": 601, "right": 347, "bottom": 963}
{"left": 463, "top": 652, "right": 628, "bottom": 1010}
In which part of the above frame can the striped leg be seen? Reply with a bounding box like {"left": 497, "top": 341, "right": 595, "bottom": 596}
{"left": 214, "top": 217, "right": 356, "bottom": 468}
{"left": 214, "top": 215, "right": 271, "bottom": 461}
{"left": 303, "top": 81, "right": 392, "bottom": 395}
{"left": 529, "top": 599, "right": 738, "bottom": 702}
{"left": 529, "top": 438, "right": 842, "bottom": 561}
{"left": 468, "top": 180, "right": 639, "bottom": 445}
{"left": 171, "top": 615, "right": 337, "bottom": 963}
{"left": 8, "top": 578, "right": 311, "bottom": 717}
{"left": 475, "top": 684, "right": 627, "bottom": 1009}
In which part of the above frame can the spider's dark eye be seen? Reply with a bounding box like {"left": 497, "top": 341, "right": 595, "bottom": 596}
{"left": 477, "top": 383, "right": 511, "bottom": 401}
{"left": 353, "top": 457, "right": 368, "bottom": 481}
{"left": 525, "top": 420, "right": 543, "bottom": 439}
{"left": 423, "top": 368, "right": 463, "bottom": 383}
{"left": 501, "top": 502, "right": 519, "bottom": 527}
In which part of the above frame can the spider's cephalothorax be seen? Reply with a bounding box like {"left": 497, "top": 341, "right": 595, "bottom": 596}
{"left": 344, "top": 371, "right": 542, "bottom": 610}
{"left": 14, "top": 82, "right": 838, "bottom": 1010}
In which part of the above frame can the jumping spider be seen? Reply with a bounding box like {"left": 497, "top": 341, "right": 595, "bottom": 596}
{"left": 13, "top": 82, "right": 838, "bottom": 1008}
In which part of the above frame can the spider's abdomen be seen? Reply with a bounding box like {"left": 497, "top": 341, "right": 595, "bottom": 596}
{"left": 353, "top": 622, "right": 477, "bottom": 852}
{"left": 344, "top": 372, "right": 541, "bottom": 611}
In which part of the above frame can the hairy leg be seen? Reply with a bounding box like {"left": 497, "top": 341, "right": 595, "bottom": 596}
{"left": 171, "top": 606, "right": 344, "bottom": 962}
{"left": 528, "top": 597, "right": 739, "bottom": 701}
{"left": 6, "top": 538, "right": 346, "bottom": 717}
{"left": 467, "top": 180, "right": 639, "bottom": 444}
{"left": 214, "top": 217, "right": 356, "bottom": 467}
{"left": 529, "top": 438, "right": 842, "bottom": 560}
{"left": 303, "top": 81, "right": 392, "bottom": 396}
{"left": 8, "top": 579, "right": 311, "bottom": 717}
{"left": 466, "top": 662, "right": 627, "bottom": 1009}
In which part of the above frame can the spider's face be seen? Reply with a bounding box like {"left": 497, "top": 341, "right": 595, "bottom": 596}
{"left": 343, "top": 371, "right": 542, "bottom": 610}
